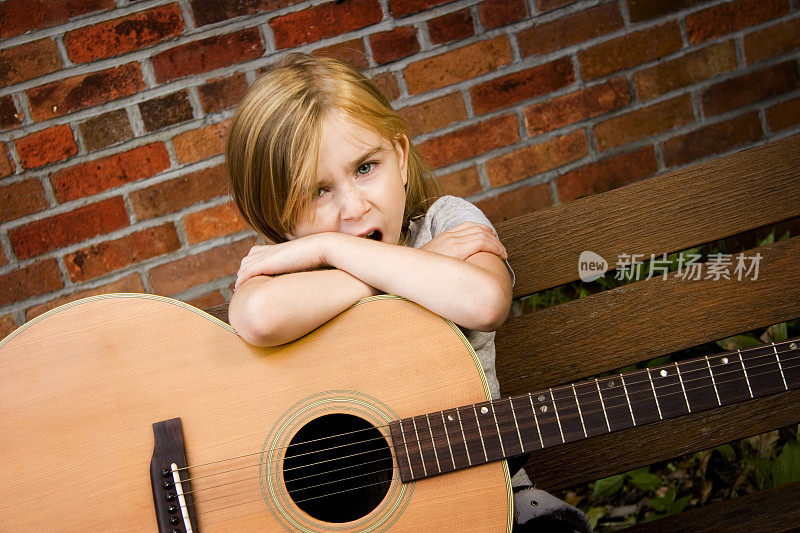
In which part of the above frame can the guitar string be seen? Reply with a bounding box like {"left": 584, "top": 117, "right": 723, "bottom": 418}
{"left": 174, "top": 337, "right": 799, "bottom": 479}
{"left": 173, "top": 340, "right": 800, "bottom": 493}
{"left": 165, "top": 347, "right": 800, "bottom": 516}
{"left": 186, "top": 354, "right": 800, "bottom": 524}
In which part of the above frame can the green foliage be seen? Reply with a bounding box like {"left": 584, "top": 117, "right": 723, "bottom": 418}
{"left": 773, "top": 438, "right": 800, "bottom": 486}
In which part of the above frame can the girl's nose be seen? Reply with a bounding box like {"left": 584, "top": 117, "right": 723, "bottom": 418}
{"left": 340, "top": 188, "right": 370, "bottom": 220}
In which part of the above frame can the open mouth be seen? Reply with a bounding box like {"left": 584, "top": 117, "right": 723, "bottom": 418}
{"left": 363, "top": 230, "right": 383, "bottom": 241}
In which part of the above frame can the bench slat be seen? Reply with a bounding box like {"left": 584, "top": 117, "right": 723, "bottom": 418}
{"left": 497, "top": 236, "right": 800, "bottom": 394}
{"left": 523, "top": 388, "right": 800, "bottom": 491}
{"left": 496, "top": 135, "right": 800, "bottom": 297}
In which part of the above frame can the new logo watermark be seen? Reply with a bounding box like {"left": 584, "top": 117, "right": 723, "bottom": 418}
{"left": 578, "top": 251, "right": 762, "bottom": 283}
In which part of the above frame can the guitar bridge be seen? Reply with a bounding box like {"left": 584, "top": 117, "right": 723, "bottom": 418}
{"left": 150, "top": 418, "right": 196, "bottom": 532}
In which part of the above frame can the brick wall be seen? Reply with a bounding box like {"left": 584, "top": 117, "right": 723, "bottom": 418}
{"left": 1, "top": 0, "right": 799, "bottom": 336}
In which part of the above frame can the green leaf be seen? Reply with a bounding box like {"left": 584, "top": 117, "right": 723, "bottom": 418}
{"left": 650, "top": 489, "right": 674, "bottom": 512}
{"left": 593, "top": 474, "right": 624, "bottom": 496}
{"left": 668, "top": 495, "right": 691, "bottom": 515}
{"left": 757, "top": 231, "right": 775, "bottom": 247}
{"left": 716, "top": 334, "right": 762, "bottom": 351}
{"left": 586, "top": 506, "right": 606, "bottom": 530}
{"left": 627, "top": 467, "right": 663, "bottom": 492}
{"left": 773, "top": 439, "right": 800, "bottom": 486}
{"left": 714, "top": 444, "right": 736, "bottom": 463}
{"left": 766, "top": 322, "right": 788, "bottom": 343}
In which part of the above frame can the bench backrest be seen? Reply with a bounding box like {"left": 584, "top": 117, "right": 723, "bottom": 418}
{"left": 493, "top": 134, "right": 800, "bottom": 491}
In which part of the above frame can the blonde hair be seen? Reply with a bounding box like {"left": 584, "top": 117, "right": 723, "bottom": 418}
{"left": 226, "top": 53, "right": 439, "bottom": 244}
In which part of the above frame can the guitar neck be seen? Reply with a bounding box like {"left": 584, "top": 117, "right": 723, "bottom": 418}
{"left": 389, "top": 337, "right": 800, "bottom": 483}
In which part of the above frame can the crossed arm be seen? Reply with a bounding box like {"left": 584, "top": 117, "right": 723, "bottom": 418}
{"left": 228, "top": 222, "right": 513, "bottom": 346}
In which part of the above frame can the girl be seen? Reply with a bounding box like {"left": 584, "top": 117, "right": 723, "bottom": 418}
{"left": 225, "top": 53, "right": 590, "bottom": 532}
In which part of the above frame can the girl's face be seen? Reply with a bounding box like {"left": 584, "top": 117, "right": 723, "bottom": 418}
{"left": 290, "top": 109, "right": 409, "bottom": 244}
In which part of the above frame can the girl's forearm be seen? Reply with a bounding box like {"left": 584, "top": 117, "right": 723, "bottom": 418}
{"left": 229, "top": 268, "right": 378, "bottom": 346}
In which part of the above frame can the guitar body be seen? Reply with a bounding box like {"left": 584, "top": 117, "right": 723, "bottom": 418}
{"left": 0, "top": 294, "right": 512, "bottom": 532}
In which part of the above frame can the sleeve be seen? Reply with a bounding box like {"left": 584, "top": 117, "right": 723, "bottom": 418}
{"left": 429, "top": 196, "right": 516, "bottom": 286}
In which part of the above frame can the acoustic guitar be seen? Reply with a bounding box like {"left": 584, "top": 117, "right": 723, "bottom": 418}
{"left": 1, "top": 293, "right": 798, "bottom": 532}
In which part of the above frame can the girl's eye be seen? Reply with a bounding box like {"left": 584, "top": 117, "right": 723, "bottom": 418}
{"left": 313, "top": 186, "right": 328, "bottom": 198}
{"left": 356, "top": 162, "right": 375, "bottom": 175}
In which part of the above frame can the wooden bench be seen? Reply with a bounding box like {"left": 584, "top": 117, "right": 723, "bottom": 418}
{"left": 493, "top": 133, "right": 800, "bottom": 530}
{"left": 204, "top": 134, "right": 800, "bottom": 530}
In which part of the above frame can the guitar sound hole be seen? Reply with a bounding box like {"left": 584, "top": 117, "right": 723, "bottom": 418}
{"left": 283, "top": 413, "right": 393, "bottom": 523}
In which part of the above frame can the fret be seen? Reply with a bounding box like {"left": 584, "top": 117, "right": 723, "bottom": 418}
{"left": 509, "top": 399, "right": 525, "bottom": 452}
{"left": 776, "top": 342, "right": 800, "bottom": 389}
{"left": 490, "top": 403, "right": 506, "bottom": 457}
{"left": 424, "top": 414, "right": 442, "bottom": 474}
{"left": 572, "top": 381, "right": 608, "bottom": 437}
{"left": 651, "top": 365, "right": 690, "bottom": 418}
{"left": 594, "top": 379, "right": 611, "bottom": 433}
{"left": 619, "top": 375, "right": 636, "bottom": 425}
{"left": 427, "top": 413, "right": 455, "bottom": 475}
{"left": 705, "top": 356, "right": 722, "bottom": 405}
{"left": 550, "top": 388, "right": 565, "bottom": 443}
{"left": 676, "top": 359, "right": 718, "bottom": 412}
{"left": 674, "top": 362, "right": 691, "bottom": 413}
{"left": 390, "top": 420, "right": 414, "bottom": 482}
{"left": 472, "top": 405, "right": 489, "bottom": 462}
{"left": 400, "top": 419, "right": 424, "bottom": 481}
{"left": 551, "top": 385, "right": 585, "bottom": 442}
{"left": 510, "top": 395, "right": 542, "bottom": 451}
{"left": 572, "top": 384, "right": 588, "bottom": 438}
{"left": 527, "top": 394, "right": 545, "bottom": 448}
{"left": 491, "top": 398, "right": 524, "bottom": 457}
{"left": 458, "top": 406, "right": 483, "bottom": 465}
{"left": 774, "top": 343, "right": 789, "bottom": 390}
{"left": 622, "top": 369, "right": 661, "bottom": 425}
{"left": 440, "top": 412, "right": 456, "bottom": 470}
{"left": 738, "top": 350, "right": 753, "bottom": 398}
{"left": 474, "top": 402, "right": 504, "bottom": 462}
{"left": 455, "top": 408, "right": 473, "bottom": 467}
{"left": 442, "top": 408, "right": 470, "bottom": 469}
{"left": 646, "top": 369, "right": 663, "bottom": 420}
{"left": 411, "top": 417, "right": 429, "bottom": 477}
{"left": 708, "top": 354, "right": 750, "bottom": 405}
{"left": 529, "top": 391, "right": 563, "bottom": 447}
{"left": 595, "top": 376, "right": 634, "bottom": 431}
{"left": 743, "top": 345, "right": 787, "bottom": 396}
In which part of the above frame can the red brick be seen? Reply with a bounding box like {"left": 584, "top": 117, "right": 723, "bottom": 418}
{"left": 389, "top": 0, "right": 453, "bottom": 18}
{"left": 485, "top": 131, "right": 587, "bottom": 187}
{"left": 184, "top": 202, "right": 248, "bottom": 244}
{"left": 701, "top": 60, "right": 800, "bottom": 117}
{"left": 0, "top": 39, "right": 61, "bottom": 89}
{"left": 0, "top": 314, "right": 17, "bottom": 339}
{"left": 474, "top": 183, "right": 552, "bottom": 224}
{"left": 404, "top": 36, "right": 513, "bottom": 95}
{"left": 417, "top": 114, "right": 519, "bottom": 169}
{"left": 9, "top": 197, "right": 129, "bottom": 260}
{"left": 139, "top": 91, "right": 194, "bottom": 132}
{"left": 26, "top": 63, "right": 145, "bottom": 122}
{"left": 198, "top": 73, "right": 249, "bottom": 114}
{"left": 427, "top": 9, "right": 473, "bottom": 45}
{"left": 556, "top": 146, "right": 657, "bottom": 202}
{"left": 686, "top": 0, "right": 790, "bottom": 45}
{"left": 0, "top": 144, "right": 14, "bottom": 178}
{"left": 15, "top": 125, "right": 77, "bottom": 169}
{"left": 186, "top": 290, "right": 226, "bottom": 310}
{"left": 371, "top": 72, "right": 400, "bottom": 101}
{"left": 312, "top": 39, "right": 369, "bottom": 70}
{"left": 534, "top": 0, "right": 576, "bottom": 12}
{"left": 0, "top": 246, "right": 5, "bottom": 266}
{"left": 662, "top": 113, "right": 762, "bottom": 168}
{"left": 436, "top": 166, "right": 482, "bottom": 197}
{"left": 64, "top": 4, "right": 184, "bottom": 63}
{"left": 0, "top": 0, "right": 113, "bottom": 39}
{"left": 149, "top": 238, "right": 256, "bottom": 295}
{"left": 270, "top": 0, "right": 382, "bottom": 49}
{"left": 152, "top": 28, "right": 263, "bottom": 83}
{"left": 0, "top": 95, "right": 23, "bottom": 130}
{"left": 370, "top": 26, "right": 420, "bottom": 65}
{"left": 594, "top": 94, "right": 695, "bottom": 151}
{"left": 25, "top": 273, "right": 144, "bottom": 320}
{"left": 64, "top": 223, "right": 181, "bottom": 282}
{"left": 0, "top": 259, "right": 63, "bottom": 308}
{"left": 78, "top": 110, "right": 134, "bottom": 152}
{"left": 626, "top": 0, "right": 706, "bottom": 23}
{"left": 130, "top": 164, "right": 228, "bottom": 220}
{"left": 470, "top": 57, "right": 574, "bottom": 115}
{"left": 398, "top": 92, "right": 467, "bottom": 137}
{"left": 478, "top": 0, "right": 526, "bottom": 30}
{"left": 524, "top": 77, "right": 629, "bottom": 136}
{"left": 190, "top": 0, "right": 302, "bottom": 26}
{"left": 173, "top": 119, "right": 231, "bottom": 165}
{"left": 579, "top": 22, "right": 683, "bottom": 81}
{"left": 0, "top": 178, "right": 48, "bottom": 223}
{"left": 51, "top": 143, "right": 170, "bottom": 203}
{"left": 766, "top": 96, "right": 800, "bottom": 132}
{"left": 634, "top": 41, "right": 738, "bottom": 101}
{"left": 517, "top": 3, "right": 623, "bottom": 58}
{"left": 744, "top": 16, "right": 800, "bottom": 64}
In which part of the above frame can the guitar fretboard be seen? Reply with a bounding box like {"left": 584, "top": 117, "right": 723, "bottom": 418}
{"left": 388, "top": 338, "right": 800, "bottom": 483}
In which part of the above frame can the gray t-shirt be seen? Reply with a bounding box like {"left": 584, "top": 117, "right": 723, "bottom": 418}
{"left": 405, "top": 195, "right": 514, "bottom": 400}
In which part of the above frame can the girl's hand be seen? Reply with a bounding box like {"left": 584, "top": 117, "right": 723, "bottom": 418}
{"left": 234, "top": 234, "right": 329, "bottom": 290}
{"left": 421, "top": 221, "right": 507, "bottom": 261}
